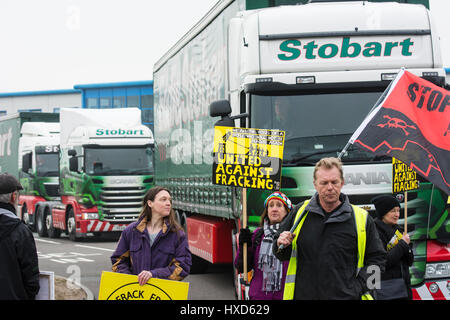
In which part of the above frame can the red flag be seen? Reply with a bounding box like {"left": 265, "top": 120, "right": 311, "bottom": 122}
{"left": 349, "top": 69, "right": 450, "bottom": 195}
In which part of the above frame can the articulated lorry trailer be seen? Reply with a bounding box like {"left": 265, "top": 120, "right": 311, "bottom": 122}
{"left": 154, "top": 0, "right": 448, "bottom": 299}
{"left": 0, "top": 112, "right": 59, "bottom": 230}
{"left": 35, "top": 108, "right": 155, "bottom": 240}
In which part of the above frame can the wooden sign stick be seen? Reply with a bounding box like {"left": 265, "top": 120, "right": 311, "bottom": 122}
{"left": 404, "top": 191, "right": 408, "bottom": 234}
{"left": 242, "top": 187, "right": 248, "bottom": 283}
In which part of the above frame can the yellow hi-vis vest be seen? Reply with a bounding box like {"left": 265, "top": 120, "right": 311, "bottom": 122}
{"left": 282, "top": 200, "right": 374, "bottom": 300}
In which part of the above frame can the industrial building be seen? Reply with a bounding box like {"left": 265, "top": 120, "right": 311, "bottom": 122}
{"left": 0, "top": 80, "right": 153, "bottom": 130}
{"left": 74, "top": 80, "right": 153, "bottom": 130}
{"left": 0, "top": 89, "right": 81, "bottom": 115}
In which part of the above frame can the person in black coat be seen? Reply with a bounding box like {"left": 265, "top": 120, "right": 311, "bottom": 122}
{"left": 372, "top": 195, "right": 414, "bottom": 300}
{"left": 0, "top": 173, "right": 40, "bottom": 300}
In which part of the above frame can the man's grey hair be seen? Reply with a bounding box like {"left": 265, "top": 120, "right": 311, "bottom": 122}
{"left": 0, "top": 192, "right": 13, "bottom": 204}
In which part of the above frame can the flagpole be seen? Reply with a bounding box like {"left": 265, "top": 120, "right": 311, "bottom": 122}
{"left": 338, "top": 141, "right": 351, "bottom": 159}
{"left": 242, "top": 187, "right": 248, "bottom": 284}
{"left": 404, "top": 191, "right": 408, "bottom": 234}
{"left": 337, "top": 68, "right": 405, "bottom": 160}
{"left": 337, "top": 82, "right": 392, "bottom": 159}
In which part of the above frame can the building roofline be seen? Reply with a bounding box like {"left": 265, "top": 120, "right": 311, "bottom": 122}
{"left": 0, "top": 89, "right": 80, "bottom": 98}
{"left": 74, "top": 80, "right": 153, "bottom": 90}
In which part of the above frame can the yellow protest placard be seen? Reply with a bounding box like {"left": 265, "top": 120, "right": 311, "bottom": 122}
{"left": 392, "top": 157, "right": 419, "bottom": 193}
{"left": 212, "top": 126, "right": 285, "bottom": 190}
{"left": 98, "top": 271, "right": 189, "bottom": 300}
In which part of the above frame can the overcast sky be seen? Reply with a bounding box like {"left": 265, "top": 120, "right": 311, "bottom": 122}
{"left": 0, "top": 0, "right": 448, "bottom": 93}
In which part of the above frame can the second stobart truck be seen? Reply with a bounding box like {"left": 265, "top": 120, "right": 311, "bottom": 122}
{"left": 39, "top": 108, "right": 155, "bottom": 240}
{"left": 154, "top": 0, "right": 449, "bottom": 299}
{"left": 0, "top": 112, "right": 59, "bottom": 231}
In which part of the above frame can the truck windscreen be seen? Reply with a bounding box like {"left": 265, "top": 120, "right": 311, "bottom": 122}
{"left": 84, "top": 146, "right": 153, "bottom": 176}
{"left": 36, "top": 153, "right": 59, "bottom": 177}
{"left": 250, "top": 90, "right": 386, "bottom": 165}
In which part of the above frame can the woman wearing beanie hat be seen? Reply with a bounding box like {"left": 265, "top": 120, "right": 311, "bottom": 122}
{"left": 371, "top": 194, "right": 414, "bottom": 300}
{"left": 234, "top": 191, "right": 292, "bottom": 300}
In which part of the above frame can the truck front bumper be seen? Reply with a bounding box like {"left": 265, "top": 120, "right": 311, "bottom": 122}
{"left": 79, "top": 219, "right": 128, "bottom": 234}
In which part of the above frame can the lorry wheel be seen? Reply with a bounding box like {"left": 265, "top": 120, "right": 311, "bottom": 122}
{"left": 45, "top": 207, "right": 61, "bottom": 239}
{"left": 175, "top": 210, "right": 187, "bottom": 232}
{"left": 67, "top": 209, "right": 78, "bottom": 241}
{"left": 190, "top": 254, "right": 209, "bottom": 274}
{"left": 36, "top": 206, "right": 48, "bottom": 237}
{"left": 22, "top": 205, "right": 35, "bottom": 232}
{"left": 181, "top": 212, "right": 188, "bottom": 232}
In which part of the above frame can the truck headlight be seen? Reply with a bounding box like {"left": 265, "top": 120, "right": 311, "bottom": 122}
{"left": 81, "top": 213, "right": 98, "bottom": 220}
{"left": 425, "top": 262, "right": 450, "bottom": 279}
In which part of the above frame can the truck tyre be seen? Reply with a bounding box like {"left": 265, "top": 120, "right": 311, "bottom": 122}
{"left": 36, "top": 205, "right": 48, "bottom": 237}
{"left": 22, "top": 204, "right": 35, "bottom": 232}
{"left": 175, "top": 210, "right": 187, "bottom": 232}
{"left": 45, "top": 206, "right": 61, "bottom": 239}
{"left": 190, "top": 254, "right": 209, "bottom": 274}
{"left": 67, "top": 208, "right": 79, "bottom": 241}
{"left": 175, "top": 210, "right": 182, "bottom": 226}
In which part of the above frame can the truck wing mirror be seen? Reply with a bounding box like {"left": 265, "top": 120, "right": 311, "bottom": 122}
{"left": 69, "top": 157, "right": 79, "bottom": 172}
{"left": 209, "top": 99, "right": 249, "bottom": 127}
{"left": 68, "top": 149, "right": 77, "bottom": 156}
{"left": 210, "top": 100, "right": 235, "bottom": 127}
{"left": 210, "top": 100, "right": 232, "bottom": 117}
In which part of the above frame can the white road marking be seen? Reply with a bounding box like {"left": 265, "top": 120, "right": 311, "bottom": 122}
{"left": 74, "top": 244, "right": 115, "bottom": 252}
{"left": 38, "top": 251, "right": 102, "bottom": 264}
{"left": 34, "top": 238, "right": 61, "bottom": 245}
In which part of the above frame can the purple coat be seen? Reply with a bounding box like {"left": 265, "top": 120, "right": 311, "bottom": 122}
{"left": 111, "top": 217, "right": 191, "bottom": 280}
{"left": 235, "top": 228, "right": 288, "bottom": 300}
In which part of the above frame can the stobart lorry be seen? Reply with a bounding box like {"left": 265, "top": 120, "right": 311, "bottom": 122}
{"left": 0, "top": 112, "right": 59, "bottom": 231}
{"left": 37, "top": 108, "right": 155, "bottom": 240}
{"left": 153, "top": 0, "right": 449, "bottom": 299}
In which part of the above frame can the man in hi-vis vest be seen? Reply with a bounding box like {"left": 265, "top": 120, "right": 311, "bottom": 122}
{"left": 274, "top": 157, "right": 385, "bottom": 300}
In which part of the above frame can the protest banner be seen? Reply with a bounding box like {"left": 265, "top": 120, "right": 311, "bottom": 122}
{"left": 392, "top": 157, "right": 419, "bottom": 193}
{"left": 392, "top": 157, "right": 419, "bottom": 233}
{"left": 212, "top": 126, "right": 285, "bottom": 191}
{"left": 212, "top": 126, "right": 285, "bottom": 289}
{"left": 344, "top": 69, "right": 449, "bottom": 195}
{"left": 98, "top": 271, "right": 189, "bottom": 300}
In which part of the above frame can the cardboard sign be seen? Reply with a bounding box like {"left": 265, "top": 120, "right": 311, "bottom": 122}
{"left": 212, "top": 126, "right": 285, "bottom": 191}
{"left": 98, "top": 271, "right": 189, "bottom": 300}
{"left": 392, "top": 157, "right": 419, "bottom": 193}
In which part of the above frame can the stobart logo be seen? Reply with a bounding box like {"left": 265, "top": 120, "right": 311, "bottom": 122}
{"left": 96, "top": 128, "right": 145, "bottom": 136}
{"left": 278, "top": 36, "right": 414, "bottom": 60}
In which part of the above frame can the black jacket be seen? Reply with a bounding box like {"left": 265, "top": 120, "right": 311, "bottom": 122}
{"left": 0, "top": 203, "right": 40, "bottom": 299}
{"left": 374, "top": 218, "right": 414, "bottom": 299}
{"left": 273, "top": 193, "right": 386, "bottom": 300}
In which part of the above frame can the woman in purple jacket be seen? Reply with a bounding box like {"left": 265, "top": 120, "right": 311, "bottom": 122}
{"left": 235, "top": 191, "right": 292, "bottom": 300}
{"left": 111, "top": 186, "right": 191, "bottom": 285}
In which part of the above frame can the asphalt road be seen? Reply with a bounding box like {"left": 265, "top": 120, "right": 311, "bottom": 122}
{"left": 34, "top": 233, "right": 236, "bottom": 300}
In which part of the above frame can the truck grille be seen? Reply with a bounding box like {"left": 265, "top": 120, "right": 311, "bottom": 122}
{"left": 44, "top": 183, "right": 60, "bottom": 197}
{"left": 100, "top": 186, "right": 146, "bottom": 224}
